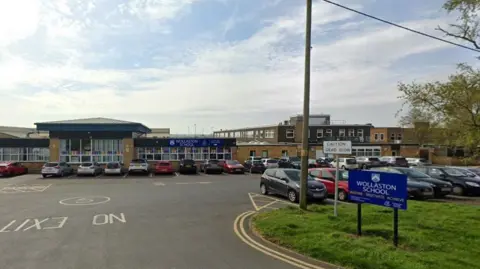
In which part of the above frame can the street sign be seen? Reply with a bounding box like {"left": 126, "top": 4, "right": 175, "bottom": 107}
{"left": 348, "top": 170, "right": 408, "bottom": 210}
{"left": 323, "top": 141, "right": 352, "bottom": 155}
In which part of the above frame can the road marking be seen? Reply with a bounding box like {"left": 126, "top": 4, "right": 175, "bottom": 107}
{"left": 123, "top": 173, "right": 128, "bottom": 179}
{"left": 67, "top": 174, "right": 76, "bottom": 178}
{"left": 234, "top": 211, "right": 326, "bottom": 269}
{"left": 95, "top": 174, "right": 103, "bottom": 178}
{"left": 175, "top": 181, "right": 212, "bottom": 185}
{"left": 149, "top": 173, "right": 153, "bottom": 178}
{"left": 257, "top": 200, "right": 279, "bottom": 211}
{"left": 153, "top": 182, "right": 166, "bottom": 186}
{"left": 93, "top": 213, "right": 126, "bottom": 225}
{"left": 59, "top": 196, "right": 110, "bottom": 206}
{"left": 174, "top": 172, "right": 179, "bottom": 177}
{"left": 0, "top": 184, "right": 52, "bottom": 194}
{"left": 23, "top": 218, "right": 49, "bottom": 231}
{"left": 248, "top": 193, "right": 260, "bottom": 211}
{"left": 248, "top": 192, "right": 294, "bottom": 211}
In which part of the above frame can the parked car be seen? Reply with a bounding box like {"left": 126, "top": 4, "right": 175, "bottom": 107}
{"left": 41, "top": 162, "right": 74, "bottom": 178}
{"left": 331, "top": 157, "right": 358, "bottom": 170}
{"left": 406, "top": 158, "right": 430, "bottom": 167}
{"left": 245, "top": 157, "right": 262, "bottom": 163}
{"left": 467, "top": 167, "right": 480, "bottom": 176}
{"left": 308, "top": 168, "right": 349, "bottom": 201}
{"left": 414, "top": 166, "right": 480, "bottom": 196}
{"left": 199, "top": 159, "right": 223, "bottom": 174}
{"left": 0, "top": 162, "right": 28, "bottom": 177}
{"left": 278, "top": 158, "right": 293, "bottom": 168}
{"left": 287, "top": 156, "right": 301, "bottom": 169}
{"left": 246, "top": 160, "right": 266, "bottom": 174}
{"left": 447, "top": 166, "right": 480, "bottom": 180}
{"left": 105, "top": 162, "right": 125, "bottom": 175}
{"left": 154, "top": 161, "right": 175, "bottom": 175}
{"left": 370, "top": 167, "right": 435, "bottom": 200}
{"left": 260, "top": 168, "right": 327, "bottom": 203}
{"left": 128, "top": 159, "right": 149, "bottom": 174}
{"left": 223, "top": 160, "right": 245, "bottom": 174}
{"left": 178, "top": 159, "right": 197, "bottom": 174}
{"left": 379, "top": 156, "right": 409, "bottom": 167}
{"left": 374, "top": 167, "right": 452, "bottom": 198}
{"left": 355, "top": 157, "right": 385, "bottom": 169}
{"left": 77, "top": 162, "right": 103, "bottom": 176}
{"left": 262, "top": 158, "right": 279, "bottom": 169}
{"left": 309, "top": 158, "right": 331, "bottom": 168}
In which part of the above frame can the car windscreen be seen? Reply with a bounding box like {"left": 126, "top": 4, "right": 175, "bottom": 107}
{"left": 252, "top": 160, "right": 263, "bottom": 165}
{"left": 182, "top": 160, "right": 195, "bottom": 165}
{"left": 81, "top": 163, "right": 93, "bottom": 167}
{"left": 156, "top": 162, "right": 170, "bottom": 166}
{"left": 395, "top": 168, "right": 429, "bottom": 178}
{"left": 131, "top": 159, "right": 145, "bottom": 163}
{"left": 444, "top": 168, "right": 467, "bottom": 176}
{"left": 267, "top": 160, "right": 278, "bottom": 163}
{"left": 107, "top": 163, "right": 119, "bottom": 168}
{"left": 346, "top": 159, "right": 356, "bottom": 164}
{"left": 45, "top": 163, "right": 59, "bottom": 167}
{"left": 289, "top": 157, "right": 301, "bottom": 162}
{"left": 338, "top": 170, "right": 349, "bottom": 180}
{"left": 208, "top": 160, "right": 219, "bottom": 164}
{"left": 284, "top": 170, "right": 315, "bottom": 181}
{"left": 226, "top": 160, "right": 239, "bottom": 165}
{"left": 368, "top": 157, "right": 380, "bottom": 161}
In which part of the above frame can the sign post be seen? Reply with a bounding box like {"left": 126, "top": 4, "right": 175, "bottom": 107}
{"left": 323, "top": 141, "right": 352, "bottom": 217}
{"left": 348, "top": 170, "right": 408, "bottom": 246}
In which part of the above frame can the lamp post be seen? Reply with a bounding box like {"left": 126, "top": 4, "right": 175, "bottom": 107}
{"left": 299, "top": 0, "right": 313, "bottom": 210}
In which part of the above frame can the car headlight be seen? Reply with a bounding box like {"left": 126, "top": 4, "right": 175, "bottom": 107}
{"left": 295, "top": 183, "right": 300, "bottom": 188}
{"left": 466, "top": 182, "right": 480, "bottom": 187}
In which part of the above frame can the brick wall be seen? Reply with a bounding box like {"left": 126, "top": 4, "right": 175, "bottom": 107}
{"left": 236, "top": 145, "right": 299, "bottom": 162}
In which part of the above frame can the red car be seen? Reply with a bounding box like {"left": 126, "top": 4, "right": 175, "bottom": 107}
{"left": 308, "top": 168, "right": 349, "bottom": 201}
{"left": 223, "top": 160, "right": 245, "bottom": 174}
{"left": 0, "top": 162, "right": 28, "bottom": 177}
{"left": 154, "top": 161, "right": 174, "bottom": 175}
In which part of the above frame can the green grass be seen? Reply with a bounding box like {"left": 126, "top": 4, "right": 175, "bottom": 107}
{"left": 253, "top": 202, "right": 480, "bottom": 269}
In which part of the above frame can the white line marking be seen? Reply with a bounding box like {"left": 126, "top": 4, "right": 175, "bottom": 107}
{"left": 43, "top": 217, "right": 68, "bottom": 229}
{"left": 123, "top": 173, "right": 128, "bottom": 178}
{"left": 257, "top": 200, "right": 279, "bottom": 211}
{"left": 248, "top": 193, "right": 260, "bottom": 211}
{"left": 174, "top": 172, "right": 179, "bottom": 177}
{"left": 149, "top": 173, "right": 153, "bottom": 178}
{"left": 0, "top": 220, "right": 16, "bottom": 232}
{"left": 23, "top": 218, "right": 49, "bottom": 231}
{"left": 59, "top": 196, "right": 111, "bottom": 206}
{"left": 175, "top": 181, "right": 213, "bottom": 185}
{"left": 14, "top": 219, "right": 31, "bottom": 231}
{"left": 154, "top": 182, "right": 166, "bottom": 186}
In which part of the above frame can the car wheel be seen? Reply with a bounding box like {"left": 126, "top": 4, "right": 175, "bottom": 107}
{"left": 338, "top": 190, "right": 347, "bottom": 201}
{"left": 341, "top": 165, "right": 346, "bottom": 169}
{"left": 61, "top": 171, "right": 65, "bottom": 177}
{"left": 362, "top": 164, "right": 367, "bottom": 170}
{"left": 288, "top": 190, "right": 298, "bottom": 203}
{"left": 452, "top": 185, "right": 464, "bottom": 196}
{"left": 260, "top": 183, "right": 269, "bottom": 195}
{"left": 42, "top": 174, "right": 47, "bottom": 178}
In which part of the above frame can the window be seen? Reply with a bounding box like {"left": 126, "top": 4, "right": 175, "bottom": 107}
{"left": 281, "top": 150, "right": 288, "bottom": 157}
{"left": 339, "top": 129, "right": 345, "bottom": 137}
{"left": 374, "top": 133, "right": 379, "bottom": 141}
{"left": 309, "top": 170, "right": 320, "bottom": 178}
{"left": 380, "top": 133, "right": 384, "bottom": 140}
{"left": 357, "top": 129, "right": 363, "bottom": 137}
{"left": 352, "top": 147, "right": 381, "bottom": 157}
{"left": 249, "top": 150, "right": 256, "bottom": 157}
{"left": 61, "top": 139, "right": 123, "bottom": 163}
{"left": 325, "top": 129, "right": 332, "bottom": 137}
{"left": 390, "top": 133, "right": 395, "bottom": 140}
{"left": 0, "top": 148, "right": 49, "bottom": 162}
{"left": 286, "top": 129, "right": 295, "bottom": 139}
{"left": 317, "top": 129, "right": 323, "bottom": 138}
{"left": 137, "top": 147, "right": 232, "bottom": 161}
{"left": 348, "top": 129, "right": 355, "bottom": 137}
{"left": 265, "top": 130, "right": 275, "bottom": 139}
{"left": 262, "top": 150, "right": 268, "bottom": 158}
{"left": 321, "top": 170, "right": 334, "bottom": 180}
{"left": 397, "top": 133, "right": 402, "bottom": 140}
{"left": 246, "top": 131, "right": 254, "bottom": 138}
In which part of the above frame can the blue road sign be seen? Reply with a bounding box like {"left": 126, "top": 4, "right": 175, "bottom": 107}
{"left": 348, "top": 170, "right": 408, "bottom": 210}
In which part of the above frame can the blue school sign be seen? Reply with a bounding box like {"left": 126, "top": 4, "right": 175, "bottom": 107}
{"left": 167, "top": 139, "right": 225, "bottom": 147}
{"left": 348, "top": 170, "right": 408, "bottom": 210}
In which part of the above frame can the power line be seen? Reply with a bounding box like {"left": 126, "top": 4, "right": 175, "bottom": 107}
{"left": 322, "top": 0, "right": 480, "bottom": 53}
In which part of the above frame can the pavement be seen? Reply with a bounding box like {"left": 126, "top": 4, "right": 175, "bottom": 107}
{"left": 0, "top": 172, "right": 313, "bottom": 269}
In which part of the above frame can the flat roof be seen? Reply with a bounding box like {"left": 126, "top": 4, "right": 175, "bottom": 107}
{"left": 35, "top": 117, "right": 151, "bottom": 133}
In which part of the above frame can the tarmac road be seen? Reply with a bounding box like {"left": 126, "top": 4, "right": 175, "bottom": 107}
{"left": 0, "top": 172, "right": 298, "bottom": 269}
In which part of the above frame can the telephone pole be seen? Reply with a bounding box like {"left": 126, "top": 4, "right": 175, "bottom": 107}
{"left": 299, "top": 0, "right": 312, "bottom": 210}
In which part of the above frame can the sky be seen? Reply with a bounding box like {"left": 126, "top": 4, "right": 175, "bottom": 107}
{"left": 0, "top": 0, "right": 477, "bottom": 134}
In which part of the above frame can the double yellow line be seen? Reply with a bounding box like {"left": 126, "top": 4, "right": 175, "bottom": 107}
{"left": 233, "top": 211, "right": 327, "bottom": 269}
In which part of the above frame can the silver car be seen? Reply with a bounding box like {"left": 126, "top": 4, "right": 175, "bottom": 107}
{"left": 105, "top": 162, "right": 124, "bottom": 175}
{"left": 262, "top": 158, "right": 279, "bottom": 168}
{"left": 41, "top": 162, "right": 74, "bottom": 178}
{"left": 77, "top": 162, "right": 103, "bottom": 176}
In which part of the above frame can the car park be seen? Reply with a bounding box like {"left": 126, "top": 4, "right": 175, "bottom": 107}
{"left": 178, "top": 159, "right": 197, "bottom": 174}
{"left": 308, "top": 158, "right": 331, "bottom": 168}
{"left": 77, "top": 162, "right": 103, "bottom": 176}
{"left": 355, "top": 156, "right": 385, "bottom": 169}
{"left": 288, "top": 157, "right": 301, "bottom": 169}
{"left": 104, "top": 162, "right": 125, "bottom": 175}
{"left": 379, "top": 156, "right": 409, "bottom": 167}
{"left": 414, "top": 166, "right": 480, "bottom": 196}
{"left": 245, "top": 160, "right": 266, "bottom": 174}
{"left": 331, "top": 157, "right": 358, "bottom": 170}
{"left": 199, "top": 159, "right": 223, "bottom": 174}
{"left": 374, "top": 167, "right": 452, "bottom": 198}
{"left": 308, "top": 168, "right": 349, "bottom": 201}
{"left": 0, "top": 162, "right": 28, "bottom": 177}
{"left": 153, "top": 161, "right": 174, "bottom": 175}
{"left": 128, "top": 159, "right": 149, "bottom": 174}
{"left": 262, "top": 158, "right": 279, "bottom": 169}
{"left": 223, "top": 160, "right": 245, "bottom": 174}
{"left": 41, "top": 162, "right": 74, "bottom": 178}
{"left": 447, "top": 166, "right": 480, "bottom": 180}
{"left": 260, "top": 168, "right": 327, "bottom": 203}
{"left": 406, "top": 157, "right": 430, "bottom": 167}
{"left": 370, "top": 167, "right": 435, "bottom": 200}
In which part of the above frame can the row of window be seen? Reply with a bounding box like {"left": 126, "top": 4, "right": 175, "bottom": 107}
{"left": 60, "top": 139, "right": 123, "bottom": 163}
{"left": 215, "top": 129, "right": 366, "bottom": 139}
{"left": 374, "top": 133, "right": 403, "bottom": 141}
{"left": 0, "top": 148, "right": 50, "bottom": 162}
{"left": 136, "top": 147, "right": 232, "bottom": 161}
{"left": 351, "top": 148, "right": 381, "bottom": 157}
{"left": 215, "top": 129, "right": 275, "bottom": 139}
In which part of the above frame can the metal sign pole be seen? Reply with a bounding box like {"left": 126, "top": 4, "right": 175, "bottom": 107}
{"left": 393, "top": 208, "right": 399, "bottom": 247}
{"left": 334, "top": 154, "right": 339, "bottom": 217}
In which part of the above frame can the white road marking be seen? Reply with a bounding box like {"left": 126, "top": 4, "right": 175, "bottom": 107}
{"left": 153, "top": 182, "right": 166, "bottom": 186}
{"left": 123, "top": 173, "right": 128, "bottom": 178}
{"left": 95, "top": 174, "right": 103, "bottom": 178}
{"left": 43, "top": 217, "right": 68, "bottom": 229}
{"left": 14, "top": 219, "right": 31, "bottom": 231}
{"left": 149, "top": 173, "right": 153, "bottom": 178}
{"left": 23, "top": 218, "right": 49, "bottom": 231}
{"left": 0, "top": 220, "right": 16, "bottom": 233}
{"left": 92, "top": 213, "right": 126, "bottom": 225}
{"left": 175, "top": 181, "right": 212, "bottom": 185}
{"left": 59, "top": 196, "right": 111, "bottom": 206}
{"left": 174, "top": 172, "right": 179, "bottom": 177}
{"left": 248, "top": 193, "right": 260, "bottom": 211}
{"left": 0, "top": 184, "right": 51, "bottom": 194}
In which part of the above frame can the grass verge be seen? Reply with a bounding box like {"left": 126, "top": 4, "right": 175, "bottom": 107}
{"left": 253, "top": 201, "right": 480, "bottom": 269}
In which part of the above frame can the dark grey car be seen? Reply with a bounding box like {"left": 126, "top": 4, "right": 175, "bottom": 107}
{"left": 260, "top": 168, "right": 327, "bottom": 203}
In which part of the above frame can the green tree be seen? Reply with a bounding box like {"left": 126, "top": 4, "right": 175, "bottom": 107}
{"left": 398, "top": 64, "right": 480, "bottom": 156}
{"left": 437, "top": 0, "right": 480, "bottom": 49}
{"left": 397, "top": 107, "right": 437, "bottom": 146}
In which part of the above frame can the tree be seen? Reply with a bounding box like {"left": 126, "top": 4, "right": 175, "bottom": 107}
{"left": 397, "top": 107, "right": 437, "bottom": 146}
{"left": 398, "top": 64, "right": 480, "bottom": 156}
{"left": 437, "top": 0, "right": 480, "bottom": 50}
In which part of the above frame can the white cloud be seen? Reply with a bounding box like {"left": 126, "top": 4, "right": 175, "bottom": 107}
{"left": 0, "top": 0, "right": 474, "bottom": 132}
{"left": 0, "top": 0, "right": 40, "bottom": 46}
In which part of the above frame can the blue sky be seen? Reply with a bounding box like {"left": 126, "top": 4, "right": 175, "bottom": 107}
{"left": 0, "top": 0, "right": 476, "bottom": 133}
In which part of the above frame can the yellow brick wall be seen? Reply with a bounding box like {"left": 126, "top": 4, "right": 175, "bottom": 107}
{"left": 236, "top": 145, "right": 299, "bottom": 162}
{"left": 123, "top": 138, "right": 134, "bottom": 165}
{"left": 49, "top": 138, "right": 59, "bottom": 161}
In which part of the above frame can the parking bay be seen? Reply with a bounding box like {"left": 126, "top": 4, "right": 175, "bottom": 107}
{"left": 0, "top": 173, "right": 296, "bottom": 269}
